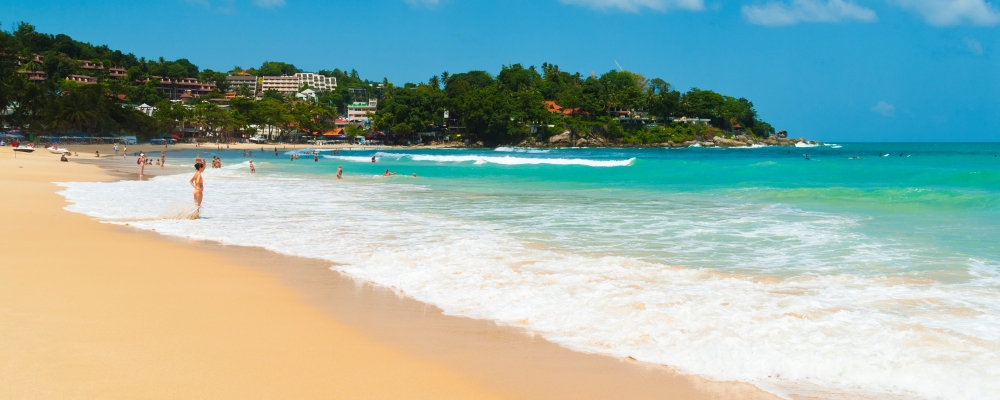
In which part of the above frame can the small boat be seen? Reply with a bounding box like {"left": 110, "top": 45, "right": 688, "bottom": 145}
{"left": 47, "top": 146, "right": 70, "bottom": 154}
{"left": 13, "top": 145, "right": 35, "bottom": 153}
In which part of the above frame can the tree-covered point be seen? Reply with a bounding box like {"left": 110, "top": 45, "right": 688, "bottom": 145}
{"left": 373, "top": 63, "right": 776, "bottom": 145}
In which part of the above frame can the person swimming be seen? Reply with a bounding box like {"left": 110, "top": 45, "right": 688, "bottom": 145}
{"left": 383, "top": 169, "right": 396, "bottom": 176}
{"left": 371, "top": 155, "right": 377, "bottom": 163}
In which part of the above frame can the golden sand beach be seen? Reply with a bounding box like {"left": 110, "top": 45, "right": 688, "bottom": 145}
{"left": 0, "top": 146, "right": 777, "bottom": 399}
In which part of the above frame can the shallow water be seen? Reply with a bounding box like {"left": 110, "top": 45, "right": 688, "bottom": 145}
{"left": 59, "top": 143, "right": 1000, "bottom": 399}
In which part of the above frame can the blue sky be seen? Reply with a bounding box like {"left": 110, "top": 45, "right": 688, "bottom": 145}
{"left": 2, "top": 0, "right": 998, "bottom": 142}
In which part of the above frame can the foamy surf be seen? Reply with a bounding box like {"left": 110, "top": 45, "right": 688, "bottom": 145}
{"left": 494, "top": 146, "right": 551, "bottom": 154}
{"left": 373, "top": 152, "right": 635, "bottom": 167}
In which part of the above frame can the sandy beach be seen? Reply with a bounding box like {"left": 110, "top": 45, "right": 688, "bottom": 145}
{"left": 0, "top": 146, "right": 777, "bottom": 399}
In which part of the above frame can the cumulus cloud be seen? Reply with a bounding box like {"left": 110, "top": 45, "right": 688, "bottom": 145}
{"left": 964, "top": 37, "right": 984, "bottom": 55}
{"left": 872, "top": 101, "right": 895, "bottom": 117}
{"left": 253, "top": 0, "right": 285, "bottom": 7}
{"left": 891, "top": 0, "right": 1000, "bottom": 26}
{"left": 742, "top": 0, "right": 877, "bottom": 25}
{"left": 558, "top": 0, "right": 705, "bottom": 12}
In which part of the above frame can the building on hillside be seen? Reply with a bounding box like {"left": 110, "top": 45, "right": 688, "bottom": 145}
{"left": 15, "top": 54, "right": 44, "bottom": 66}
{"left": 79, "top": 61, "right": 104, "bottom": 70}
{"left": 150, "top": 77, "right": 216, "bottom": 100}
{"left": 542, "top": 100, "right": 588, "bottom": 116}
{"left": 18, "top": 70, "right": 47, "bottom": 81}
{"left": 295, "top": 73, "right": 336, "bottom": 91}
{"left": 109, "top": 67, "right": 127, "bottom": 78}
{"left": 66, "top": 74, "right": 97, "bottom": 85}
{"left": 134, "top": 103, "right": 157, "bottom": 116}
{"left": 347, "top": 98, "right": 378, "bottom": 122}
{"left": 444, "top": 110, "right": 466, "bottom": 134}
{"left": 673, "top": 117, "right": 711, "bottom": 125}
{"left": 295, "top": 89, "right": 317, "bottom": 101}
{"left": 226, "top": 75, "right": 258, "bottom": 96}
{"left": 260, "top": 76, "right": 299, "bottom": 95}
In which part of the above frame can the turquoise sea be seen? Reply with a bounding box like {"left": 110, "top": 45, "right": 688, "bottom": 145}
{"left": 60, "top": 143, "right": 1000, "bottom": 399}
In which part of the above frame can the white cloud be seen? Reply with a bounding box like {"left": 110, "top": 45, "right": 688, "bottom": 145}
{"left": 964, "top": 37, "right": 984, "bottom": 55}
{"left": 405, "top": 0, "right": 441, "bottom": 6}
{"left": 253, "top": 0, "right": 285, "bottom": 7}
{"left": 891, "top": 0, "right": 1000, "bottom": 26}
{"left": 558, "top": 0, "right": 705, "bottom": 12}
{"left": 742, "top": 0, "right": 877, "bottom": 25}
{"left": 872, "top": 101, "right": 895, "bottom": 117}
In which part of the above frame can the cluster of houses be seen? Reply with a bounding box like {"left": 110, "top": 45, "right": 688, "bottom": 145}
{"left": 16, "top": 54, "right": 381, "bottom": 125}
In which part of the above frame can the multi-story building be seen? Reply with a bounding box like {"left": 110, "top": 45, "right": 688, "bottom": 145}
{"left": 347, "top": 98, "right": 378, "bottom": 122}
{"left": 260, "top": 76, "right": 298, "bottom": 95}
{"left": 18, "top": 70, "right": 47, "bottom": 81}
{"left": 66, "top": 74, "right": 97, "bottom": 85}
{"left": 79, "top": 61, "right": 104, "bottom": 70}
{"left": 295, "top": 73, "right": 336, "bottom": 91}
{"left": 109, "top": 67, "right": 127, "bottom": 78}
{"left": 226, "top": 75, "right": 258, "bottom": 97}
{"left": 150, "top": 76, "right": 216, "bottom": 100}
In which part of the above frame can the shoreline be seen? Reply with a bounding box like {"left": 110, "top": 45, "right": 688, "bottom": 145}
{"left": 1, "top": 147, "right": 778, "bottom": 399}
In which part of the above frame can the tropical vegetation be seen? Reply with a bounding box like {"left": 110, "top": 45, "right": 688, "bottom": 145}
{"left": 0, "top": 22, "right": 777, "bottom": 145}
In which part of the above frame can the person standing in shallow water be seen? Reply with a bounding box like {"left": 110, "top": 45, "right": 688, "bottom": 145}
{"left": 337, "top": 165, "right": 343, "bottom": 179}
{"left": 190, "top": 162, "right": 205, "bottom": 208}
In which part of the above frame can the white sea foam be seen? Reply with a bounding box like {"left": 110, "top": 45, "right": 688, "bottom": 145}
{"left": 370, "top": 152, "right": 635, "bottom": 167}
{"left": 322, "top": 155, "right": 375, "bottom": 162}
{"left": 56, "top": 171, "right": 1000, "bottom": 400}
{"left": 494, "top": 146, "right": 551, "bottom": 154}
{"left": 795, "top": 142, "right": 820, "bottom": 148}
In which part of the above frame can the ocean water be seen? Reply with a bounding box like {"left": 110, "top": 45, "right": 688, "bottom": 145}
{"left": 58, "top": 143, "right": 1000, "bottom": 399}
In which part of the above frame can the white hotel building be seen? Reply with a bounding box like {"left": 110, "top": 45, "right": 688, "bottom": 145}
{"left": 295, "top": 73, "right": 336, "bottom": 91}
{"left": 259, "top": 75, "right": 299, "bottom": 95}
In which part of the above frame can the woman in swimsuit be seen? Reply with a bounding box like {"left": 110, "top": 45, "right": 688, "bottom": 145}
{"left": 190, "top": 162, "right": 205, "bottom": 208}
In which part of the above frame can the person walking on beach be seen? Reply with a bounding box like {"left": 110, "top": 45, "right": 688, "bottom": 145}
{"left": 161, "top": 151, "right": 165, "bottom": 168}
{"left": 139, "top": 153, "right": 146, "bottom": 177}
{"left": 190, "top": 162, "right": 205, "bottom": 208}
{"left": 249, "top": 160, "right": 256, "bottom": 174}
{"left": 114, "top": 144, "right": 118, "bottom": 156}
{"left": 337, "top": 165, "right": 343, "bottom": 179}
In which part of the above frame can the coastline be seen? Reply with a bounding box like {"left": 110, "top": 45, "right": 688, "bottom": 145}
{"left": 0, "top": 146, "right": 780, "bottom": 399}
